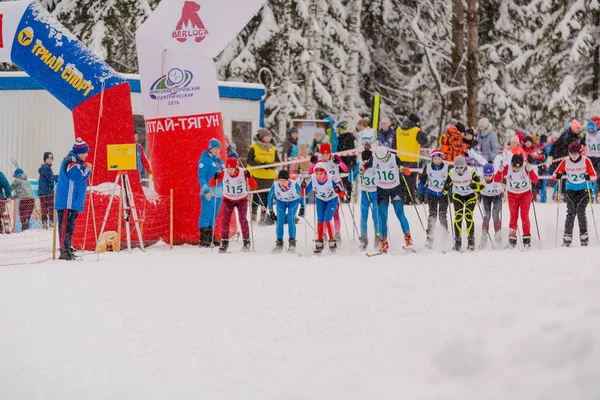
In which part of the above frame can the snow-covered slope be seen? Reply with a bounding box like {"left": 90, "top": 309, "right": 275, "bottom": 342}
{"left": 1, "top": 202, "right": 600, "bottom": 399}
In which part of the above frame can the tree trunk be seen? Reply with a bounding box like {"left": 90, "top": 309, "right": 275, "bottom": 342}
{"left": 466, "top": 0, "right": 479, "bottom": 127}
{"left": 342, "top": 0, "right": 362, "bottom": 122}
{"left": 450, "top": 0, "right": 465, "bottom": 119}
{"left": 277, "top": 0, "right": 293, "bottom": 139}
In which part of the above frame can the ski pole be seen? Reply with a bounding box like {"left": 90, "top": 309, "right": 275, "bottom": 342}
{"left": 530, "top": 189, "right": 541, "bottom": 245}
{"left": 586, "top": 180, "right": 600, "bottom": 245}
{"left": 248, "top": 185, "right": 255, "bottom": 252}
{"left": 338, "top": 199, "right": 352, "bottom": 243}
{"left": 303, "top": 188, "right": 308, "bottom": 252}
{"left": 345, "top": 201, "right": 360, "bottom": 240}
{"left": 476, "top": 199, "right": 495, "bottom": 250}
{"left": 556, "top": 177, "right": 561, "bottom": 247}
{"left": 402, "top": 174, "right": 425, "bottom": 232}
{"left": 210, "top": 195, "right": 218, "bottom": 252}
{"left": 447, "top": 193, "right": 456, "bottom": 241}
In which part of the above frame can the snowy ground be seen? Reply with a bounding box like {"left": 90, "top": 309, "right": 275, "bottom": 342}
{"left": 1, "top": 201, "right": 600, "bottom": 399}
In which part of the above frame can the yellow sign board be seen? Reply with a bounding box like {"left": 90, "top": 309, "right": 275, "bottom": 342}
{"left": 107, "top": 144, "right": 137, "bottom": 171}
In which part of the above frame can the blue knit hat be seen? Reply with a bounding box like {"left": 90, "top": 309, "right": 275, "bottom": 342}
{"left": 13, "top": 168, "right": 24, "bottom": 177}
{"left": 483, "top": 163, "right": 494, "bottom": 175}
{"left": 588, "top": 121, "right": 597, "bottom": 133}
{"left": 72, "top": 138, "right": 89, "bottom": 155}
{"left": 208, "top": 138, "right": 221, "bottom": 150}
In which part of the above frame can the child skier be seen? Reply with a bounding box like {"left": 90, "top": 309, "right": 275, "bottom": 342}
{"left": 494, "top": 154, "right": 538, "bottom": 248}
{"left": 369, "top": 146, "right": 412, "bottom": 253}
{"left": 210, "top": 157, "right": 257, "bottom": 253}
{"left": 267, "top": 169, "right": 305, "bottom": 253}
{"left": 38, "top": 152, "right": 58, "bottom": 229}
{"left": 552, "top": 141, "right": 597, "bottom": 247}
{"left": 349, "top": 148, "right": 379, "bottom": 250}
{"left": 301, "top": 162, "right": 345, "bottom": 253}
{"left": 310, "top": 143, "right": 348, "bottom": 242}
{"left": 442, "top": 155, "right": 483, "bottom": 251}
{"left": 11, "top": 168, "right": 35, "bottom": 231}
{"left": 418, "top": 149, "right": 449, "bottom": 249}
{"left": 479, "top": 163, "right": 503, "bottom": 248}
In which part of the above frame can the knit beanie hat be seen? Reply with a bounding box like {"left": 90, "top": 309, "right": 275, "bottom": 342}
{"left": 13, "top": 168, "right": 24, "bottom": 177}
{"left": 320, "top": 143, "right": 332, "bottom": 155}
{"left": 208, "top": 138, "right": 221, "bottom": 150}
{"left": 478, "top": 118, "right": 490, "bottom": 129}
{"left": 72, "top": 138, "right": 89, "bottom": 155}
{"left": 454, "top": 156, "right": 467, "bottom": 167}
{"left": 278, "top": 169, "right": 289, "bottom": 180}
{"left": 225, "top": 157, "right": 238, "bottom": 168}
{"left": 43, "top": 152, "right": 53, "bottom": 161}
{"left": 258, "top": 129, "right": 271, "bottom": 140}
{"left": 408, "top": 113, "right": 420, "bottom": 124}
{"left": 571, "top": 120, "right": 581, "bottom": 131}
{"left": 431, "top": 149, "right": 443, "bottom": 159}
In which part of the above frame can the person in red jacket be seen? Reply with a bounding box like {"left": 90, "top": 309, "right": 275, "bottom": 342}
{"left": 210, "top": 158, "right": 258, "bottom": 253}
{"left": 494, "top": 154, "right": 538, "bottom": 248}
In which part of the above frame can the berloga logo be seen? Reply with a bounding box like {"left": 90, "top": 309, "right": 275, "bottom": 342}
{"left": 172, "top": 1, "right": 208, "bottom": 43}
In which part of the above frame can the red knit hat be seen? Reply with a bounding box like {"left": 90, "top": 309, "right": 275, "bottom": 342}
{"left": 431, "top": 149, "right": 443, "bottom": 159}
{"left": 226, "top": 157, "right": 238, "bottom": 168}
{"left": 320, "top": 143, "right": 332, "bottom": 155}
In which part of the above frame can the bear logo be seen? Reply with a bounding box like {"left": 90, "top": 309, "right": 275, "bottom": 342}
{"left": 173, "top": 1, "right": 208, "bottom": 43}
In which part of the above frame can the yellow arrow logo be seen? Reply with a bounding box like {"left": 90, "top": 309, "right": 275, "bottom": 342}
{"left": 17, "top": 27, "right": 34, "bottom": 46}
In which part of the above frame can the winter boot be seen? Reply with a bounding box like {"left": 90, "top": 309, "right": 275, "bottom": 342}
{"left": 328, "top": 239, "right": 337, "bottom": 252}
{"left": 581, "top": 232, "right": 589, "bottom": 247}
{"left": 523, "top": 235, "right": 531, "bottom": 249}
{"left": 479, "top": 230, "right": 489, "bottom": 250}
{"left": 288, "top": 239, "right": 297, "bottom": 253}
{"left": 494, "top": 230, "right": 502, "bottom": 246}
{"left": 359, "top": 236, "right": 368, "bottom": 251}
{"left": 467, "top": 236, "right": 475, "bottom": 251}
{"left": 219, "top": 239, "right": 229, "bottom": 254}
{"left": 453, "top": 237, "right": 462, "bottom": 252}
{"left": 242, "top": 239, "right": 251, "bottom": 252}
{"left": 59, "top": 250, "right": 74, "bottom": 261}
{"left": 508, "top": 235, "right": 517, "bottom": 249}
{"left": 562, "top": 233, "right": 573, "bottom": 247}
{"left": 404, "top": 233, "right": 413, "bottom": 248}
{"left": 380, "top": 238, "right": 389, "bottom": 253}
{"left": 273, "top": 239, "right": 284, "bottom": 253}
{"left": 314, "top": 240, "right": 324, "bottom": 254}
{"left": 199, "top": 228, "right": 211, "bottom": 248}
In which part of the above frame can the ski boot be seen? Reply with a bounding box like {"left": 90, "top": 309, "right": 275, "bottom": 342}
{"left": 523, "top": 235, "right": 531, "bottom": 249}
{"left": 380, "top": 238, "right": 389, "bottom": 253}
{"left": 453, "top": 237, "right": 462, "bottom": 252}
{"left": 314, "top": 240, "right": 324, "bottom": 254}
{"left": 288, "top": 239, "right": 297, "bottom": 253}
{"left": 581, "top": 232, "right": 589, "bottom": 247}
{"left": 562, "top": 233, "right": 573, "bottom": 248}
{"left": 479, "top": 231, "right": 488, "bottom": 250}
{"left": 219, "top": 239, "right": 229, "bottom": 254}
{"left": 359, "top": 236, "right": 368, "bottom": 251}
{"left": 404, "top": 233, "right": 413, "bottom": 248}
{"left": 508, "top": 235, "right": 517, "bottom": 249}
{"left": 242, "top": 239, "right": 251, "bottom": 252}
{"left": 273, "top": 239, "right": 284, "bottom": 253}
{"left": 425, "top": 236, "right": 434, "bottom": 250}
{"left": 329, "top": 239, "right": 337, "bottom": 252}
{"left": 374, "top": 235, "right": 382, "bottom": 248}
{"left": 466, "top": 236, "right": 475, "bottom": 251}
{"left": 494, "top": 230, "right": 502, "bottom": 246}
{"left": 334, "top": 232, "right": 342, "bottom": 245}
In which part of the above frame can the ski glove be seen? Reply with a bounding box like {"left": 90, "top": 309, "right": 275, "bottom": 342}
{"left": 301, "top": 181, "right": 307, "bottom": 189}
{"left": 310, "top": 155, "right": 318, "bottom": 164}
{"left": 299, "top": 207, "right": 305, "bottom": 217}
{"left": 555, "top": 173, "right": 563, "bottom": 180}
{"left": 418, "top": 194, "right": 425, "bottom": 204}
{"left": 213, "top": 172, "right": 221, "bottom": 180}
{"left": 244, "top": 170, "right": 251, "bottom": 178}
{"left": 269, "top": 211, "right": 277, "bottom": 222}
{"left": 585, "top": 173, "right": 591, "bottom": 181}
{"left": 333, "top": 157, "right": 340, "bottom": 165}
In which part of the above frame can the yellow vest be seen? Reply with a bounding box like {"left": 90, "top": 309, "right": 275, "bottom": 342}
{"left": 250, "top": 143, "right": 277, "bottom": 180}
{"left": 396, "top": 126, "right": 421, "bottom": 163}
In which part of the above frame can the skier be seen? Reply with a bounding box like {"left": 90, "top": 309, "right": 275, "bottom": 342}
{"left": 368, "top": 146, "right": 413, "bottom": 253}
{"left": 198, "top": 138, "right": 224, "bottom": 248}
{"left": 418, "top": 149, "right": 449, "bottom": 249}
{"left": 585, "top": 121, "right": 600, "bottom": 199}
{"left": 349, "top": 148, "right": 379, "bottom": 250}
{"left": 0, "top": 170, "right": 12, "bottom": 234}
{"left": 267, "top": 169, "right": 305, "bottom": 253}
{"left": 479, "top": 163, "right": 503, "bottom": 248}
{"left": 494, "top": 154, "right": 538, "bottom": 248}
{"left": 301, "top": 162, "right": 345, "bottom": 254}
{"left": 552, "top": 141, "right": 597, "bottom": 247}
{"left": 11, "top": 168, "right": 35, "bottom": 231}
{"left": 310, "top": 143, "right": 348, "bottom": 242}
{"left": 442, "top": 155, "right": 483, "bottom": 251}
{"left": 210, "top": 157, "right": 257, "bottom": 253}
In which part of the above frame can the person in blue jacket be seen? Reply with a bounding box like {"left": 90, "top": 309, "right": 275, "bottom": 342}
{"left": 349, "top": 148, "right": 380, "bottom": 250}
{"left": 267, "top": 169, "right": 305, "bottom": 253}
{"left": 55, "top": 138, "right": 92, "bottom": 260}
{"left": 198, "top": 138, "right": 225, "bottom": 247}
{"left": 38, "top": 151, "right": 58, "bottom": 229}
{"left": 0, "top": 170, "right": 13, "bottom": 234}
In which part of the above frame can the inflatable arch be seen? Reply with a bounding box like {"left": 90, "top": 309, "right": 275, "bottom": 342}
{"left": 0, "top": 1, "right": 164, "bottom": 249}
